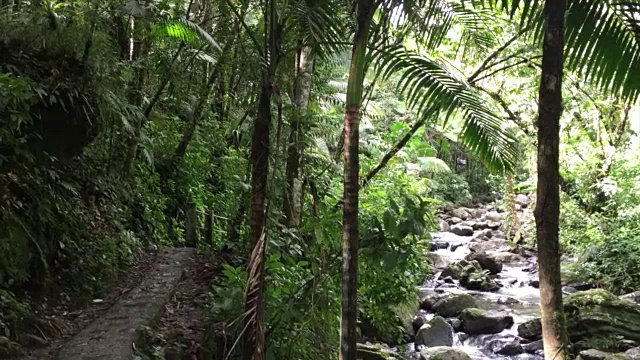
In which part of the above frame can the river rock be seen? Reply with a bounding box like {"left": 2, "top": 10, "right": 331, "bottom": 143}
{"left": 412, "top": 315, "right": 428, "bottom": 334}
{"left": 460, "top": 269, "right": 500, "bottom": 292}
{"left": 528, "top": 280, "right": 540, "bottom": 288}
{"left": 450, "top": 243, "right": 464, "bottom": 252}
{"left": 493, "top": 230, "right": 507, "bottom": 239}
{"left": 473, "top": 228, "right": 493, "bottom": 238}
{"left": 440, "top": 260, "right": 472, "bottom": 280}
{"left": 439, "top": 220, "right": 451, "bottom": 232}
{"left": 415, "top": 316, "right": 454, "bottom": 347}
{"left": 565, "top": 289, "right": 640, "bottom": 352}
{"left": 604, "top": 355, "right": 633, "bottom": 360}
{"left": 491, "top": 338, "right": 524, "bottom": 355}
{"left": 472, "top": 221, "right": 489, "bottom": 230}
{"left": 471, "top": 208, "right": 487, "bottom": 218}
{"left": 428, "top": 253, "right": 451, "bottom": 269}
{"left": 487, "top": 221, "right": 502, "bottom": 230}
{"left": 626, "top": 347, "right": 640, "bottom": 359}
{"left": 484, "top": 211, "right": 503, "bottom": 222}
{"left": 433, "top": 293, "right": 477, "bottom": 318}
{"left": 515, "top": 194, "right": 530, "bottom": 207}
{"left": 420, "top": 295, "right": 441, "bottom": 311}
{"left": 451, "top": 208, "right": 471, "bottom": 220}
{"left": 357, "top": 343, "right": 402, "bottom": 360}
{"left": 451, "top": 225, "right": 474, "bottom": 237}
{"left": 448, "top": 217, "right": 463, "bottom": 225}
{"left": 517, "top": 318, "right": 542, "bottom": 340}
{"left": 459, "top": 308, "right": 514, "bottom": 334}
{"left": 523, "top": 340, "right": 544, "bottom": 353}
{"left": 420, "top": 347, "right": 472, "bottom": 360}
{"left": 465, "top": 252, "right": 503, "bottom": 275}
{"left": 469, "top": 239, "right": 510, "bottom": 253}
{"left": 491, "top": 251, "right": 526, "bottom": 264}
{"left": 448, "top": 318, "right": 462, "bottom": 331}
{"left": 497, "top": 296, "right": 519, "bottom": 305}
{"left": 578, "top": 349, "right": 618, "bottom": 360}
{"left": 621, "top": 291, "right": 640, "bottom": 303}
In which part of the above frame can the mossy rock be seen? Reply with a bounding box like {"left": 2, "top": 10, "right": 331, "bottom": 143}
{"left": 432, "top": 294, "right": 476, "bottom": 318}
{"left": 419, "top": 346, "right": 472, "bottom": 360}
{"left": 603, "top": 355, "right": 631, "bottom": 360}
{"left": 564, "top": 289, "right": 640, "bottom": 352}
{"left": 357, "top": 343, "right": 402, "bottom": 360}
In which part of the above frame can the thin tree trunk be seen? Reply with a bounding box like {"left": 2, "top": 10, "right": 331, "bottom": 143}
{"left": 283, "top": 46, "right": 314, "bottom": 228}
{"left": 535, "top": 0, "right": 569, "bottom": 357}
{"left": 341, "top": 1, "right": 376, "bottom": 359}
{"left": 244, "top": 80, "right": 271, "bottom": 360}
{"left": 244, "top": 0, "right": 283, "bottom": 353}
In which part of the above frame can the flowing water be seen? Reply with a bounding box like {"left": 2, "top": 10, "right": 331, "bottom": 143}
{"left": 408, "top": 224, "right": 543, "bottom": 359}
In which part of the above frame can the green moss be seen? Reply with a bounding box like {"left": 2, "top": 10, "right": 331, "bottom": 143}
{"left": 464, "top": 308, "right": 485, "bottom": 317}
{"left": 603, "top": 355, "right": 631, "bottom": 360}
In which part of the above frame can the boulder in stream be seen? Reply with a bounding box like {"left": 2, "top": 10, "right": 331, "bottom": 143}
{"left": 521, "top": 290, "right": 640, "bottom": 353}
{"left": 490, "top": 251, "right": 527, "bottom": 265}
{"left": 412, "top": 315, "right": 427, "bottom": 334}
{"left": 450, "top": 225, "right": 474, "bottom": 236}
{"left": 565, "top": 289, "right": 640, "bottom": 352}
{"left": 517, "top": 318, "right": 542, "bottom": 340}
{"left": 428, "top": 253, "right": 451, "bottom": 269}
{"left": 515, "top": 194, "right": 530, "bottom": 206}
{"left": 626, "top": 347, "right": 640, "bottom": 360}
{"left": 465, "top": 252, "right": 503, "bottom": 275}
{"left": 523, "top": 339, "right": 544, "bottom": 353}
{"left": 419, "top": 347, "right": 472, "bottom": 360}
{"left": 490, "top": 338, "right": 524, "bottom": 355}
{"left": 459, "top": 308, "right": 514, "bottom": 335}
{"left": 432, "top": 293, "right": 477, "bottom": 318}
{"left": 356, "top": 343, "right": 402, "bottom": 360}
{"left": 439, "top": 220, "right": 451, "bottom": 232}
{"left": 577, "top": 349, "right": 616, "bottom": 360}
{"left": 415, "top": 316, "right": 454, "bottom": 348}
{"left": 459, "top": 266, "right": 500, "bottom": 292}
{"left": 621, "top": 291, "right": 640, "bottom": 304}
{"left": 469, "top": 239, "right": 510, "bottom": 253}
{"left": 450, "top": 208, "right": 472, "bottom": 220}
{"left": 483, "top": 211, "right": 503, "bottom": 222}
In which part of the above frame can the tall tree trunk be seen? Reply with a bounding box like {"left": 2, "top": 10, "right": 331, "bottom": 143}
{"left": 535, "top": 0, "right": 569, "bottom": 358}
{"left": 244, "top": 0, "right": 282, "bottom": 356}
{"left": 282, "top": 46, "right": 314, "bottom": 228}
{"left": 341, "top": 1, "right": 376, "bottom": 359}
{"left": 244, "top": 80, "right": 272, "bottom": 360}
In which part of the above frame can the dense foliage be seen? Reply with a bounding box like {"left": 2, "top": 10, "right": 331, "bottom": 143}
{"left": 0, "top": 0, "right": 639, "bottom": 358}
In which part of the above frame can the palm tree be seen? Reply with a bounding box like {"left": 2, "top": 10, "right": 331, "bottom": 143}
{"left": 472, "top": 1, "right": 640, "bottom": 355}
{"left": 338, "top": 1, "right": 520, "bottom": 358}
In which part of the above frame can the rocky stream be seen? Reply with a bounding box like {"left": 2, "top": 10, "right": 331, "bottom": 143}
{"left": 359, "top": 196, "right": 640, "bottom": 360}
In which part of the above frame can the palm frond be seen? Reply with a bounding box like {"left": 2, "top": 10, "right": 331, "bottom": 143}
{"left": 375, "top": 48, "right": 518, "bottom": 172}
{"left": 160, "top": 19, "right": 222, "bottom": 52}
{"left": 565, "top": 0, "right": 640, "bottom": 101}
{"left": 288, "top": 0, "right": 349, "bottom": 57}
{"left": 470, "top": 0, "right": 640, "bottom": 102}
